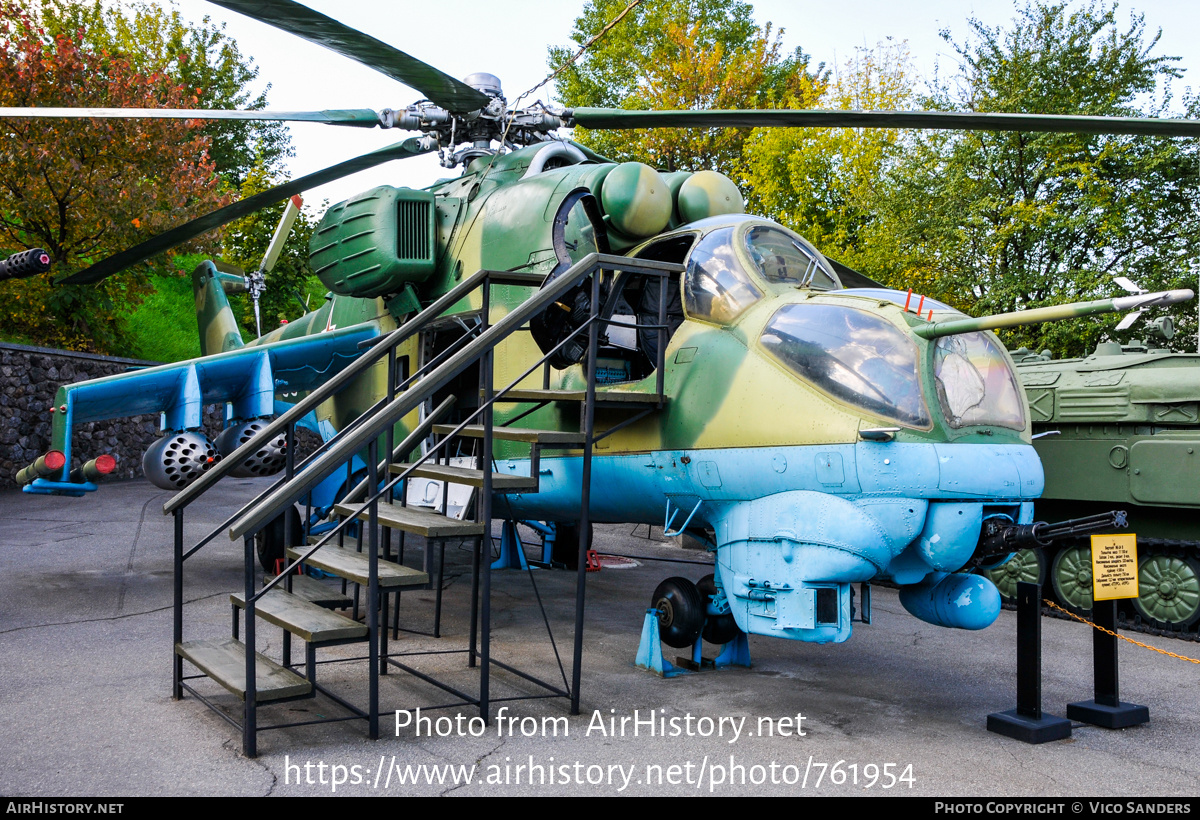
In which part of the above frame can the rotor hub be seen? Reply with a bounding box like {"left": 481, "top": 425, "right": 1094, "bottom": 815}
{"left": 463, "top": 72, "right": 503, "bottom": 98}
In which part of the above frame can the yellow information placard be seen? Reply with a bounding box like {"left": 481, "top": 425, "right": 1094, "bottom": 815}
{"left": 1091, "top": 533, "right": 1139, "bottom": 601}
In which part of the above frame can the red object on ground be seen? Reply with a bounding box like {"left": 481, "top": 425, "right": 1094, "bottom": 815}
{"left": 94, "top": 454, "right": 117, "bottom": 475}
{"left": 43, "top": 450, "right": 66, "bottom": 471}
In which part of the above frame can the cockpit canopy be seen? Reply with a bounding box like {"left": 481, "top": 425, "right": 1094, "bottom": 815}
{"left": 760, "top": 303, "right": 932, "bottom": 428}
{"left": 680, "top": 217, "right": 839, "bottom": 325}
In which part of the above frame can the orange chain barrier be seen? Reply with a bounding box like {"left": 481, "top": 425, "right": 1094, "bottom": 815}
{"left": 1042, "top": 599, "right": 1200, "bottom": 665}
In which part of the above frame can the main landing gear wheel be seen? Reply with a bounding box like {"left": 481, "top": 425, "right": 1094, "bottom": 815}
{"left": 697, "top": 573, "right": 739, "bottom": 644}
{"left": 983, "top": 548, "right": 1045, "bottom": 603}
{"left": 1050, "top": 544, "right": 1093, "bottom": 615}
{"left": 1133, "top": 554, "right": 1200, "bottom": 629}
{"left": 255, "top": 506, "right": 303, "bottom": 573}
{"left": 651, "top": 576, "right": 704, "bottom": 648}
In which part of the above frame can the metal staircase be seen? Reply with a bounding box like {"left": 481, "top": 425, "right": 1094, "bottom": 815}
{"left": 164, "top": 252, "right": 682, "bottom": 756}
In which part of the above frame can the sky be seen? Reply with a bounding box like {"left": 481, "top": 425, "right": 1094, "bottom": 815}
{"left": 160, "top": 0, "right": 1200, "bottom": 210}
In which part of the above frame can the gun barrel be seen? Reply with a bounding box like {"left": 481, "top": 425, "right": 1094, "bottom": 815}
{"left": 974, "top": 509, "right": 1128, "bottom": 559}
{"left": 0, "top": 248, "right": 52, "bottom": 281}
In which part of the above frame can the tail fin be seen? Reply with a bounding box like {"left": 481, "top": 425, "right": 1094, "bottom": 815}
{"left": 192, "top": 260, "right": 246, "bottom": 356}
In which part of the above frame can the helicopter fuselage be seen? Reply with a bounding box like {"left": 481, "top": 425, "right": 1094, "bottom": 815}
{"left": 38, "top": 140, "right": 1045, "bottom": 646}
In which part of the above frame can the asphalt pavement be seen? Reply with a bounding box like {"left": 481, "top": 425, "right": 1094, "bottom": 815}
{"left": 1, "top": 477, "right": 1197, "bottom": 797}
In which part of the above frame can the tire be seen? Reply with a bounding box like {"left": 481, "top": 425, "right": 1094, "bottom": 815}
{"left": 1050, "top": 543, "right": 1093, "bottom": 615}
{"left": 255, "top": 506, "right": 303, "bottom": 574}
{"left": 982, "top": 548, "right": 1045, "bottom": 603}
{"left": 697, "top": 573, "right": 740, "bottom": 644}
{"left": 1133, "top": 554, "right": 1200, "bottom": 629}
{"left": 651, "top": 576, "right": 704, "bottom": 648}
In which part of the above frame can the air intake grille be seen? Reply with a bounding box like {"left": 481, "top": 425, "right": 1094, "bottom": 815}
{"left": 397, "top": 200, "right": 431, "bottom": 261}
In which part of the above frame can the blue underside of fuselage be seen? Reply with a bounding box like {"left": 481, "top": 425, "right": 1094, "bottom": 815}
{"left": 500, "top": 440, "right": 1042, "bottom": 524}
{"left": 499, "top": 441, "right": 1041, "bottom": 644}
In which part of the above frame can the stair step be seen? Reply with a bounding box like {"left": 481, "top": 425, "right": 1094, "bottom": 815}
{"left": 333, "top": 501, "right": 486, "bottom": 538}
{"left": 231, "top": 588, "right": 367, "bottom": 644}
{"left": 176, "top": 638, "right": 312, "bottom": 703}
{"left": 265, "top": 574, "right": 353, "bottom": 609}
{"left": 433, "top": 424, "right": 586, "bottom": 445}
{"left": 287, "top": 545, "right": 430, "bottom": 588}
{"left": 496, "top": 388, "right": 665, "bottom": 407}
{"left": 390, "top": 462, "right": 537, "bottom": 491}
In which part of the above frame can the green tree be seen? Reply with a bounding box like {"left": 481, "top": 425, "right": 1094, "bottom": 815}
{"left": 0, "top": 0, "right": 226, "bottom": 352}
{"left": 894, "top": 1, "right": 1200, "bottom": 356}
{"left": 550, "top": 0, "right": 824, "bottom": 176}
{"left": 30, "top": 0, "right": 290, "bottom": 185}
{"left": 744, "top": 43, "right": 922, "bottom": 282}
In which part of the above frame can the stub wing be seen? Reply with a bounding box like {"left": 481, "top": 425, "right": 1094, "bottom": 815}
{"left": 22, "top": 323, "right": 378, "bottom": 496}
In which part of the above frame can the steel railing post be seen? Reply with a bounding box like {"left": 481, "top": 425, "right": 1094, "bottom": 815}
{"left": 571, "top": 268, "right": 602, "bottom": 714}
{"left": 172, "top": 509, "right": 183, "bottom": 700}
{"left": 243, "top": 533, "right": 257, "bottom": 757}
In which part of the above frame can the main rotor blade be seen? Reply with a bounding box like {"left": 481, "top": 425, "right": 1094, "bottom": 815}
{"left": 57, "top": 135, "right": 435, "bottom": 285}
{"left": 208, "top": 0, "right": 491, "bottom": 114}
{"left": 0, "top": 106, "right": 383, "bottom": 127}
{"left": 568, "top": 107, "right": 1200, "bottom": 137}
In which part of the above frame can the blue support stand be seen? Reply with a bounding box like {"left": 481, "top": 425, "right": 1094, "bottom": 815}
{"left": 635, "top": 609, "right": 687, "bottom": 677}
{"left": 491, "top": 520, "right": 530, "bottom": 571}
{"left": 523, "top": 520, "right": 556, "bottom": 564}
{"left": 635, "top": 609, "right": 751, "bottom": 677}
{"left": 712, "top": 631, "right": 751, "bottom": 669}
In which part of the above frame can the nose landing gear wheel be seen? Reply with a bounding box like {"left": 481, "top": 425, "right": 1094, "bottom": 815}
{"left": 697, "top": 573, "right": 740, "bottom": 644}
{"left": 651, "top": 577, "right": 704, "bottom": 648}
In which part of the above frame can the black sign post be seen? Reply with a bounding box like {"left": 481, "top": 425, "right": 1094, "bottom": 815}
{"left": 987, "top": 582, "right": 1072, "bottom": 743}
{"left": 1066, "top": 599, "right": 1149, "bottom": 728}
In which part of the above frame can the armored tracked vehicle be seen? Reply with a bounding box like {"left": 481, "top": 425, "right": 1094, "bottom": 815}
{"left": 988, "top": 320, "right": 1200, "bottom": 638}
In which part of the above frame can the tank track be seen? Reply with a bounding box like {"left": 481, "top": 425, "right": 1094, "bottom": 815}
{"left": 1000, "top": 537, "right": 1200, "bottom": 643}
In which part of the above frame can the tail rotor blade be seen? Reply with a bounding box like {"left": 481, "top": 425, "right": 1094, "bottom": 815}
{"left": 56, "top": 136, "right": 435, "bottom": 285}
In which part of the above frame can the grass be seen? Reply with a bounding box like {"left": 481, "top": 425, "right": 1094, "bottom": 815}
{"left": 123, "top": 263, "right": 204, "bottom": 363}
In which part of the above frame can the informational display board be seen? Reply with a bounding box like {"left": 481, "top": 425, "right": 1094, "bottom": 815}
{"left": 1090, "top": 533, "right": 1139, "bottom": 601}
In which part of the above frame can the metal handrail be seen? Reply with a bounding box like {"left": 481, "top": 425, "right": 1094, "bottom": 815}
{"left": 251, "top": 396, "right": 456, "bottom": 603}
{"left": 225, "top": 253, "right": 680, "bottom": 540}
{"left": 163, "top": 265, "right": 503, "bottom": 515}
{"left": 181, "top": 320, "right": 488, "bottom": 558}
{"left": 333, "top": 310, "right": 606, "bottom": 535}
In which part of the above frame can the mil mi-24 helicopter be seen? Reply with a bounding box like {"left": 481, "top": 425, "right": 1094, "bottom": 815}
{"left": 5, "top": 0, "right": 1199, "bottom": 652}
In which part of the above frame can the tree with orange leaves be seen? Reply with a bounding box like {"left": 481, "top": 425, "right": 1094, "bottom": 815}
{"left": 0, "top": 1, "right": 228, "bottom": 353}
{"left": 551, "top": 0, "right": 826, "bottom": 178}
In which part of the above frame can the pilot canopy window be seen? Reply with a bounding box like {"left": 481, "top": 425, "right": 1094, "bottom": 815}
{"left": 744, "top": 226, "right": 838, "bottom": 290}
{"left": 760, "top": 303, "right": 931, "bottom": 428}
{"left": 683, "top": 227, "right": 763, "bottom": 325}
{"left": 933, "top": 333, "right": 1026, "bottom": 430}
